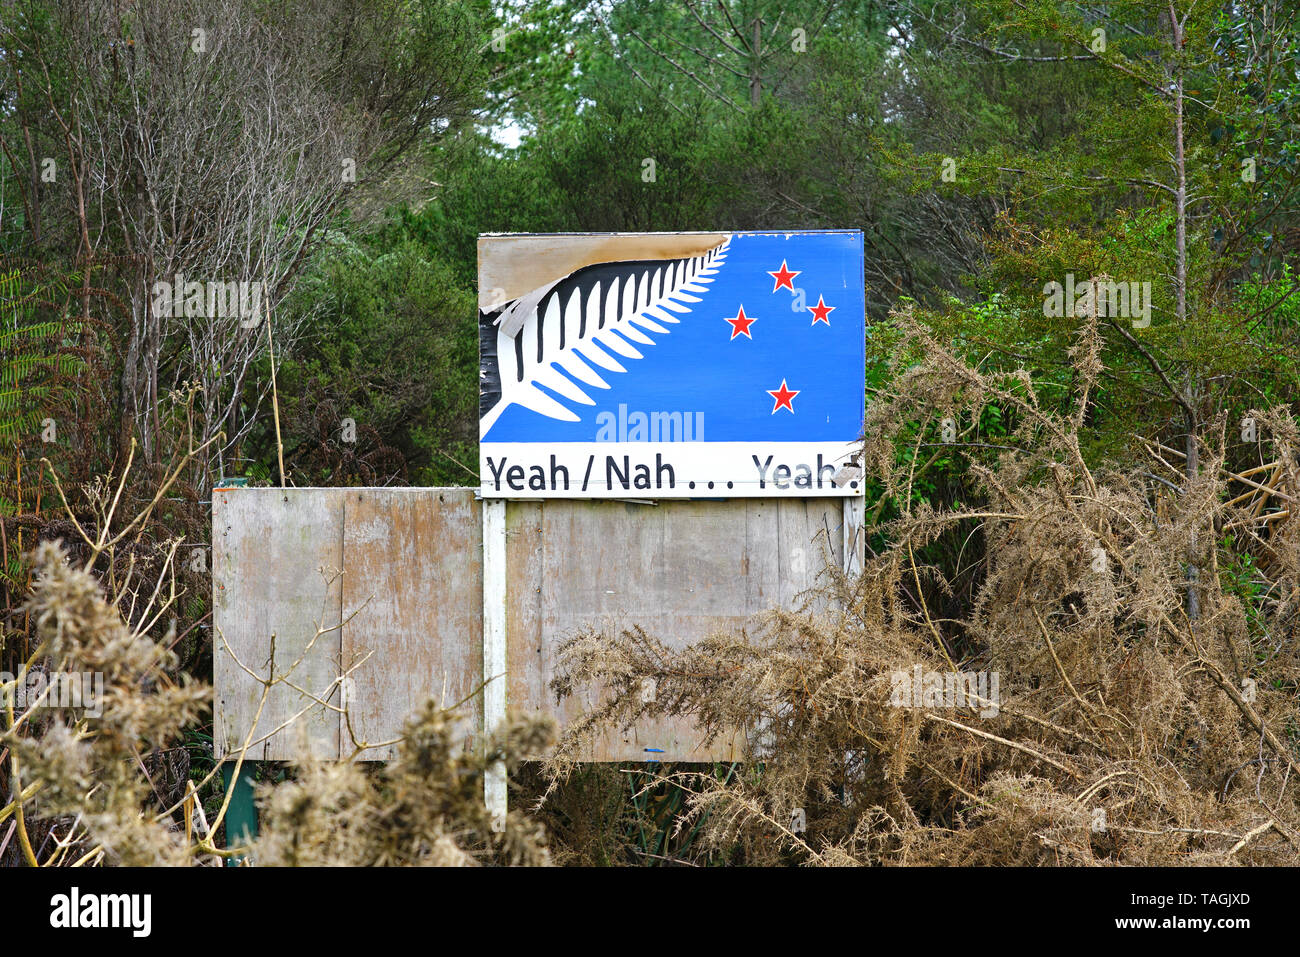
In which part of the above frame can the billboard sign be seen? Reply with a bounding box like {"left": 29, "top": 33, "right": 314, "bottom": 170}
{"left": 478, "top": 230, "right": 864, "bottom": 498}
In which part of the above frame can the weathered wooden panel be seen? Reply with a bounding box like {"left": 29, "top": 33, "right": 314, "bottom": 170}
{"left": 340, "top": 488, "right": 483, "bottom": 760}
{"left": 215, "top": 489, "right": 847, "bottom": 762}
{"left": 506, "top": 498, "right": 843, "bottom": 761}
{"left": 214, "top": 488, "right": 346, "bottom": 761}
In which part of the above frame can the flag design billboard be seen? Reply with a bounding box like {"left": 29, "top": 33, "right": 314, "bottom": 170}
{"left": 479, "top": 230, "right": 864, "bottom": 498}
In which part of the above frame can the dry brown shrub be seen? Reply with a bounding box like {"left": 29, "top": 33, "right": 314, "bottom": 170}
{"left": 3, "top": 539, "right": 554, "bottom": 866}
{"left": 547, "top": 309, "right": 1300, "bottom": 866}
{"left": 253, "top": 701, "right": 555, "bottom": 866}
{"left": 4, "top": 540, "right": 210, "bottom": 865}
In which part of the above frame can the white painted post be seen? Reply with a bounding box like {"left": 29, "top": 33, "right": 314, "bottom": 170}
{"left": 482, "top": 497, "right": 508, "bottom": 831}
{"left": 842, "top": 493, "right": 865, "bottom": 575}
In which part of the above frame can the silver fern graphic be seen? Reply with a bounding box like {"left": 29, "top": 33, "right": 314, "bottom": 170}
{"left": 481, "top": 236, "right": 732, "bottom": 434}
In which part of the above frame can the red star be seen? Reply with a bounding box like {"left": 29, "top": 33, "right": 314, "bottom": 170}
{"left": 767, "top": 259, "right": 800, "bottom": 292}
{"left": 724, "top": 305, "right": 756, "bottom": 340}
{"left": 767, "top": 378, "right": 799, "bottom": 414}
{"left": 808, "top": 295, "right": 835, "bottom": 325}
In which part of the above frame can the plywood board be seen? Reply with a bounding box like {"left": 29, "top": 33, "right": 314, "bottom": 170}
{"left": 213, "top": 488, "right": 346, "bottom": 760}
{"left": 215, "top": 489, "right": 847, "bottom": 763}
{"left": 339, "top": 488, "right": 483, "bottom": 760}
{"left": 505, "top": 497, "right": 843, "bottom": 761}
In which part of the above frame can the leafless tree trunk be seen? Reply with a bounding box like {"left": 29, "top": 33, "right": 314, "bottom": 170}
{"left": 1166, "top": 2, "right": 1200, "bottom": 621}
{"left": 2, "top": 0, "right": 481, "bottom": 483}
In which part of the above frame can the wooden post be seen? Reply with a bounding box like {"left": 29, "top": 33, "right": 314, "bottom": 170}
{"left": 482, "top": 497, "right": 508, "bottom": 830}
{"left": 842, "top": 493, "right": 865, "bottom": 576}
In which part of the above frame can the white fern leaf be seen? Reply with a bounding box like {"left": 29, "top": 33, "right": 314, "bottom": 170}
{"left": 481, "top": 236, "right": 731, "bottom": 433}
